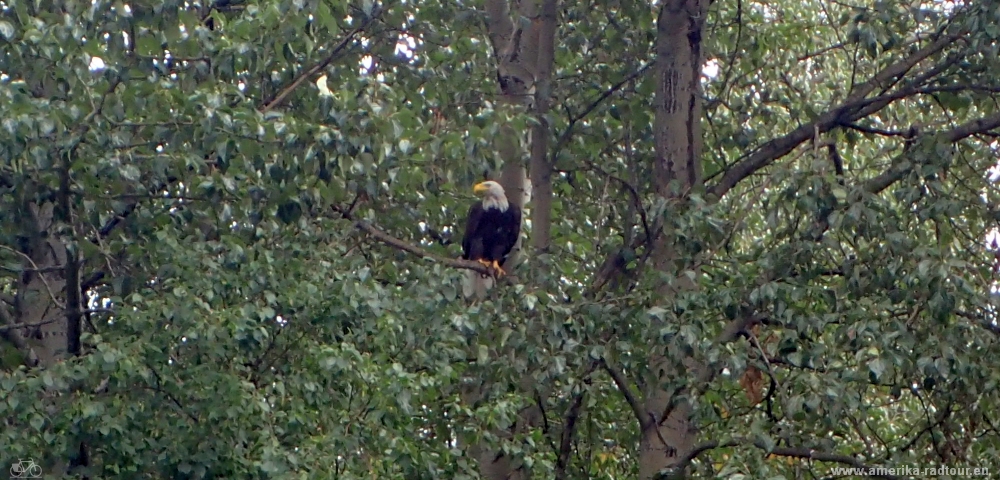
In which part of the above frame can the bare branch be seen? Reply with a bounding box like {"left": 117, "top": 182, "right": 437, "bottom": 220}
{"left": 843, "top": 123, "right": 909, "bottom": 137}
{"left": 146, "top": 364, "right": 199, "bottom": 423}
{"left": 767, "top": 445, "right": 899, "bottom": 479}
{"left": 844, "top": 34, "right": 962, "bottom": 104}
{"left": 796, "top": 42, "right": 846, "bottom": 62}
{"left": 0, "top": 308, "right": 110, "bottom": 334}
{"left": 578, "top": 152, "right": 652, "bottom": 247}
{"left": 354, "top": 221, "right": 495, "bottom": 276}
{"left": 553, "top": 62, "right": 655, "bottom": 156}
{"left": 0, "top": 300, "right": 30, "bottom": 355}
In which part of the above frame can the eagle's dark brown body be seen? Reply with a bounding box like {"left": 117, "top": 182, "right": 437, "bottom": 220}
{"left": 461, "top": 202, "right": 521, "bottom": 268}
{"left": 460, "top": 180, "right": 522, "bottom": 298}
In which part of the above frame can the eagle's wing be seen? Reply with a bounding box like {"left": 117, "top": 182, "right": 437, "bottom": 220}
{"left": 461, "top": 202, "right": 485, "bottom": 259}
{"left": 502, "top": 204, "right": 522, "bottom": 257}
{"left": 461, "top": 202, "right": 492, "bottom": 299}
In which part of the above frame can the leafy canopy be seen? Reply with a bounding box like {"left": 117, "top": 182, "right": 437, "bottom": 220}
{"left": 1, "top": 0, "right": 999, "bottom": 478}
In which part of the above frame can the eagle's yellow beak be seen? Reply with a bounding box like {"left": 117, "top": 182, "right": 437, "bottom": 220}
{"left": 473, "top": 182, "right": 490, "bottom": 195}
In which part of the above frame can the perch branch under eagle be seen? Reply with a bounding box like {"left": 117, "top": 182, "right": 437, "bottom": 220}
{"left": 461, "top": 181, "right": 522, "bottom": 298}
{"left": 346, "top": 180, "right": 521, "bottom": 298}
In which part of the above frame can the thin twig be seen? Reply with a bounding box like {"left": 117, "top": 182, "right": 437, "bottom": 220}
{"left": 552, "top": 61, "right": 655, "bottom": 157}
{"left": 260, "top": 16, "right": 376, "bottom": 113}
{"left": 0, "top": 315, "right": 66, "bottom": 333}
{"left": 0, "top": 245, "right": 65, "bottom": 309}
{"left": 146, "top": 364, "right": 199, "bottom": 423}
{"left": 747, "top": 329, "right": 783, "bottom": 402}
{"left": 0, "top": 309, "right": 111, "bottom": 333}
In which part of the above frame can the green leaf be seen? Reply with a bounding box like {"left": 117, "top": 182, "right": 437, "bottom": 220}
{"left": 0, "top": 20, "right": 15, "bottom": 40}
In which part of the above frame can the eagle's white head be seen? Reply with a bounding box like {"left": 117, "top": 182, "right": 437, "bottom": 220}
{"left": 473, "top": 181, "right": 509, "bottom": 212}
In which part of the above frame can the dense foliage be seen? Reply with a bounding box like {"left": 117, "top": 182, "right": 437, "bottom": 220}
{"left": 1, "top": 0, "right": 999, "bottom": 478}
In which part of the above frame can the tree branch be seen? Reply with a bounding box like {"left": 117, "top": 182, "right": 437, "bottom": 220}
{"left": 354, "top": 221, "right": 494, "bottom": 276}
{"left": 0, "top": 301, "right": 31, "bottom": 355}
{"left": 843, "top": 123, "right": 908, "bottom": 137}
{"left": 864, "top": 111, "right": 1000, "bottom": 194}
{"left": 0, "top": 314, "right": 66, "bottom": 333}
{"left": 0, "top": 245, "right": 65, "bottom": 310}
{"left": 259, "top": 16, "right": 375, "bottom": 113}
{"left": 0, "top": 308, "right": 111, "bottom": 334}
{"left": 555, "top": 377, "right": 590, "bottom": 480}
{"left": 553, "top": 61, "right": 655, "bottom": 156}
{"left": 710, "top": 33, "right": 962, "bottom": 198}
{"left": 146, "top": 364, "right": 200, "bottom": 423}
{"left": 600, "top": 358, "right": 649, "bottom": 430}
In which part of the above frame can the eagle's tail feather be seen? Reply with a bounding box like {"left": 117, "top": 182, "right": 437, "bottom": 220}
{"left": 462, "top": 269, "right": 494, "bottom": 299}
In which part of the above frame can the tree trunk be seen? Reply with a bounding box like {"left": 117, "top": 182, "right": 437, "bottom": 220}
{"left": 467, "top": 0, "right": 557, "bottom": 478}
{"left": 16, "top": 201, "right": 69, "bottom": 367}
{"left": 528, "top": 0, "right": 557, "bottom": 254}
{"left": 640, "top": 1, "right": 708, "bottom": 479}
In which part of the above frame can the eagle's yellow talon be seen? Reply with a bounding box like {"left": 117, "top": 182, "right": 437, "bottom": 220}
{"left": 490, "top": 260, "right": 506, "bottom": 278}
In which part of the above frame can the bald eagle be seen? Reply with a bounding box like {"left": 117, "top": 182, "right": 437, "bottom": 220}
{"left": 461, "top": 181, "right": 522, "bottom": 298}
